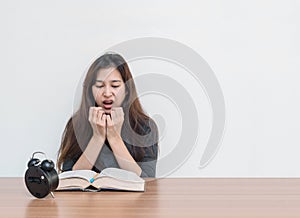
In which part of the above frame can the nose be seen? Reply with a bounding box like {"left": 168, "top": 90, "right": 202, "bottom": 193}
{"left": 103, "top": 86, "right": 113, "bottom": 97}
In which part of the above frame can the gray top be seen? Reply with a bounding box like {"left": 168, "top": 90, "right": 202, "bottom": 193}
{"left": 62, "top": 141, "right": 158, "bottom": 178}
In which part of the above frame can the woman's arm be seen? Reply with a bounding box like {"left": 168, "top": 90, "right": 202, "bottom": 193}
{"left": 73, "top": 107, "right": 107, "bottom": 170}
{"left": 106, "top": 110, "right": 142, "bottom": 176}
{"left": 72, "top": 135, "right": 105, "bottom": 170}
{"left": 108, "top": 134, "right": 142, "bottom": 176}
{"left": 137, "top": 144, "right": 158, "bottom": 177}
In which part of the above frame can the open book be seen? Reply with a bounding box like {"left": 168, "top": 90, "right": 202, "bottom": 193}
{"left": 56, "top": 168, "right": 145, "bottom": 192}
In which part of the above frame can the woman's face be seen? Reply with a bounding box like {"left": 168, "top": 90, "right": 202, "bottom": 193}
{"left": 92, "top": 67, "right": 127, "bottom": 113}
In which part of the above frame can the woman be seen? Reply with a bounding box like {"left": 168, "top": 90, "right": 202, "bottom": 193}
{"left": 57, "top": 53, "right": 158, "bottom": 177}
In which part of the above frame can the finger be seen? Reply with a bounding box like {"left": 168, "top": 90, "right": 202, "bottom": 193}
{"left": 106, "top": 114, "right": 113, "bottom": 127}
{"left": 88, "top": 107, "right": 94, "bottom": 122}
{"left": 113, "top": 107, "right": 124, "bottom": 118}
{"left": 112, "top": 107, "right": 123, "bottom": 113}
{"left": 110, "top": 110, "right": 115, "bottom": 118}
{"left": 99, "top": 111, "right": 107, "bottom": 126}
{"left": 97, "top": 110, "right": 105, "bottom": 124}
{"left": 97, "top": 107, "right": 104, "bottom": 112}
{"left": 89, "top": 107, "right": 95, "bottom": 123}
{"left": 94, "top": 107, "right": 104, "bottom": 123}
{"left": 92, "top": 107, "right": 99, "bottom": 124}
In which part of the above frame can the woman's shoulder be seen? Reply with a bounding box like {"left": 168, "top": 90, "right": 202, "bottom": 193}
{"left": 141, "top": 117, "right": 158, "bottom": 135}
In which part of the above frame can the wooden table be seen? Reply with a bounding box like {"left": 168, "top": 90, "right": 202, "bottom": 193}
{"left": 1, "top": 178, "right": 300, "bottom": 217}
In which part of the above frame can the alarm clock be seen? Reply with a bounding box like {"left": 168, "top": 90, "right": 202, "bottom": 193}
{"left": 24, "top": 152, "right": 59, "bottom": 198}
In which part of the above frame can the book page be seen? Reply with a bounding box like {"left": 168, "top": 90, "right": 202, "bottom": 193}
{"left": 98, "top": 168, "right": 144, "bottom": 183}
{"left": 59, "top": 170, "right": 96, "bottom": 181}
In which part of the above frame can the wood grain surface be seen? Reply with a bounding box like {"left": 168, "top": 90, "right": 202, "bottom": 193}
{"left": 1, "top": 178, "right": 300, "bottom": 217}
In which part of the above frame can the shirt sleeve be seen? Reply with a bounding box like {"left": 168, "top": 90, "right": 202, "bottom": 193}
{"left": 62, "top": 158, "right": 76, "bottom": 172}
{"left": 62, "top": 157, "right": 101, "bottom": 173}
{"left": 138, "top": 143, "right": 158, "bottom": 178}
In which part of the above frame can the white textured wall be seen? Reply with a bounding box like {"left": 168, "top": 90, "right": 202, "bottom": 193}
{"left": 0, "top": 0, "right": 299, "bottom": 177}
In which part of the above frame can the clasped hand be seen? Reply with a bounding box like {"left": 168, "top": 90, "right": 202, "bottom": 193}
{"left": 88, "top": 107, "right": 124, "bottom": 140}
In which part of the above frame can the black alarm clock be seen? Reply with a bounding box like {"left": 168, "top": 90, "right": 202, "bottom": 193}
{"left": 25, "top": 152, "right": 59, "bottom": 198}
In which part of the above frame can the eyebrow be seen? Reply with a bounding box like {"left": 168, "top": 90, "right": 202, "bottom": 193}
{"left": 95, "top": 80, "right": 122, "bottom": 83}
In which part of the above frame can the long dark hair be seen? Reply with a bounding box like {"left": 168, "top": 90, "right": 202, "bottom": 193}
{"left": 57, "top": 53, "right": 158, "bottom": 172}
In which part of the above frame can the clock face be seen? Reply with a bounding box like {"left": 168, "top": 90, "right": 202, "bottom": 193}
{"left": 25, "top": 166, "right": 50, "bottom": 198}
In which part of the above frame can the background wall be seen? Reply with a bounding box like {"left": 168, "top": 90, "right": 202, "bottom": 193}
{"left": 1, "top": 0, "right": 299, "bottom": 177}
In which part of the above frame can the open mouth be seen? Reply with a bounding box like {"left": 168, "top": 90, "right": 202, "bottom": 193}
{"left": 102, "top": 100, "right": 113, "bottom": 110}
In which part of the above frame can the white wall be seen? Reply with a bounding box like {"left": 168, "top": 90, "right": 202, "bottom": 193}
{"left": 1, "top": 0, "right": 299, "bottom": 177}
